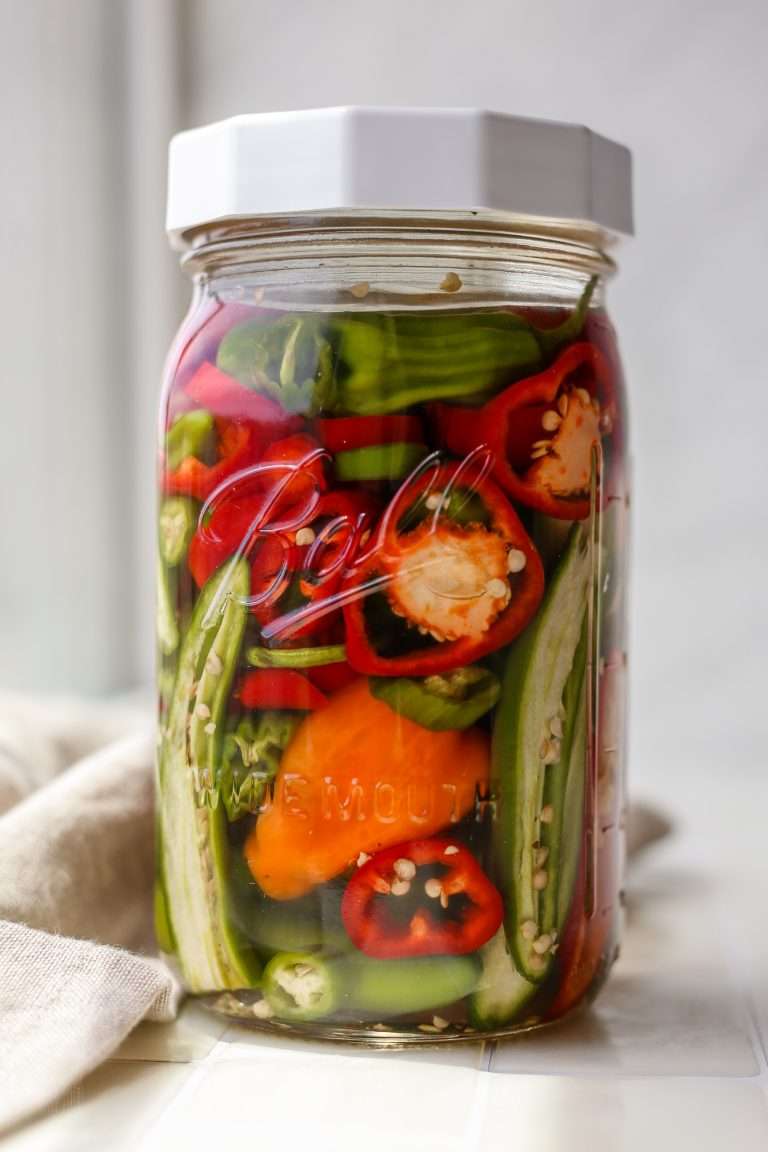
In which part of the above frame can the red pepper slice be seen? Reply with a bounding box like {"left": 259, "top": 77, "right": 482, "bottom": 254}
{"left": 185, "top": 361, "right": 305, "bottom": 432}
{"left": 433, "top": 343, "right": 616, "bottom": 520}
{"left": 237, "top": 669, "right": 328, "bottom": 711}
{"left": 341, "top": 838, "right": 503, "bottom": 958}
{"left": 342, "top": 456, "right": 544, "bottom": 677}
{"left": 163, "top": 418, "right": 260, "bottom": 501}
{"left": 315, "top": 413, "right": 424, "bottom": 453}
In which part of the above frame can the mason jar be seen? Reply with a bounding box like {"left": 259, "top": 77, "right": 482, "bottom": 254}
{"left": 155, "top": 107, "right": 632, "bottom": 1042}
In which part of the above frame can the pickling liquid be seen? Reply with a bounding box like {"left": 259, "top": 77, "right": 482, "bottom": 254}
{"left": 156, "top": 283, "right": 628, "bottom": 1042}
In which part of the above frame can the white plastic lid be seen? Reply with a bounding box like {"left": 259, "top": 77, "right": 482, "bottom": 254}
{"left": 166, "top": 107, "right": 633, "bottom": 246}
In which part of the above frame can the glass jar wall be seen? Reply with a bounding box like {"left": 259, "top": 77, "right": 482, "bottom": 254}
{"left": 155, "top": 217, "right": 629, "bottom": 1042}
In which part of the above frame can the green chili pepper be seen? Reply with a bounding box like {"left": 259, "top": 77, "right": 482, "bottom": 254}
{"left": 218, "top": 710, "right": 300, "bottom": 821}
{"left": 156, "top": 555, "right": 179, "bottom": 656}
{"left": 340, "top": 954, "right": 481, "bottom": 1019}
{"left": 246, "top": 643, "right": 347, "bottom": 669}
{"left": 262, "top": 952, "right": 340, "bottom": 1021}
{"left": 157, "top": 559, "right": 261, "bottom": 992}
{"left": 371, "top": 666, "right": 501, "bottom": 731}
{"left": 491, "top": 526, "right": 590, "bottom": 984}
{"left": 533, "top": 276, "right": 597, "bottom": 360}
{"left": 159, "top": 496, "right": 198, "bottom": 566}
{"left": 165, "top": 409, "right": 215, "bottom": 470}
{"left": 217, "top": 315, "right": 335, "bottom": 415}
{"left": 261, "top": 951, "right": 480, "bottom": 1022}
{"left": 334, "top": 442, "right": 428, "bottom": 482}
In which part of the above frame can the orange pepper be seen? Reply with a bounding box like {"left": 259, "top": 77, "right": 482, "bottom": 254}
{"left": 244, "top": 679, "right": 490, "bottom": 899}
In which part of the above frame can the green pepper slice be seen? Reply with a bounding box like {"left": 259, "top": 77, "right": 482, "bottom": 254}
{"left": 159, "top": 496, "right": 198, "bottom": 566}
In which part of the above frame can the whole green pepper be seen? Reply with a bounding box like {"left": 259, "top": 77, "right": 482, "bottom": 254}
{"left": 371, "top": 666, "right": 501, "bottom": 730}
{"left": 261, "top": 951, "right": 481, "bottom": 1022}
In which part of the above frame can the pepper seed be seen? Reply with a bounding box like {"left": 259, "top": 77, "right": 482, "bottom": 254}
{"left": 558, "top": 394, "right": 569, "bottom": 417}
{"left": 205, "top": 652, "right": 223, "bottom": 675}
{"left": 391, "top": 879, "right": 411, "bottom": 896}
{"left": 425, "top": 492, "right": 443, "bottom": 510}
{"left": 533, "top": 869, "right": 549, "bottom": 890}
{"left": 425, "top": 878, "right": 443, "bottom": 899}
{"left": 372, "top": 876, "right": 391, "bottom": 894}
{"left": 295, "top": 527, "right": 316, "bottom": 546}
{"left": 534, "top": 846, "right": 550, "bottom": 867}
{"left": 204, "top": 722, "right": 216, "bottom": 736}
{"left": 533, "top": 934, "right": 553, "bottom": 955}
{"left": 443, "top": 845, "right": 460, "bottom": 856}
{"left": 357, "top": 852, "right": 371, "bottom": 867}
{"left": 486, "top": 578, "right": 508, "bottom": 599}
{"left": 542, "top": 410, "right": 562, "bottom": 432}
{"left": 507, "top": 549, "right": 527, "bottom": 573}
{"left": 432, "top": 1016, "right": 450, "bottom": 1030}
{"left": 440, "top": 272, "right": 462, "bottom": 293}
{"left": 575, "top": 387, "right": 592, "bottom": 405}
{"left": 439, "top": 891, "right": 449, "bottom": 909}
{"left": 196, "top": 703, "right": 211, "bottom": 719}
{"left": 393, "top": 857, "right": 417, "bottom": 880}
{"left": 549, "top": 715, "right": 563, "bottom": 739}
{"left": 521, "top": 920, "right": 538, "bottom": 941}
{"left": 349, "top": 281, "right": 370, "bottom": 299}
{"left": 530, "top": 446, "right": 550, "bottom": 460}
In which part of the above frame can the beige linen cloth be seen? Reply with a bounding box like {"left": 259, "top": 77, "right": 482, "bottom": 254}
{"left": 0, "top": 694, "right": 181, "bottom": 1134}
{"left": 0, "top": 691, "right": 669, "bottom": 1135}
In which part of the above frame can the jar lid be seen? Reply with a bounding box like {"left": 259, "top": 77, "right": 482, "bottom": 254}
{"left": 166, "top": 106, "right": 633, "bottom": 246}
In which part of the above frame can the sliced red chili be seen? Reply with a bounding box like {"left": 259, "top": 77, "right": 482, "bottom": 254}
{"left": 433, "top": 342, "right": 616, "bottom": 520}
{"left": 315, "top": 413, "right": 424, "bottom": 453}
{"left": 341, "top": 838, "right": 503, "bottom": 958}
{"left": 341, "top": 456, "right": 544, "bottom": 677}
{"left": 305, "top": 659, "right": 359, "bottom": 694}
{"left": 237, "top": 669, "right": 328, "bottom": 711}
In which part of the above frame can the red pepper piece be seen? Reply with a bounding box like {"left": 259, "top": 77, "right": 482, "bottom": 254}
{"left": 237, "top": 669, "right": 328, "bottom": 711}
{"left": 305, "top": 660, "right": 359, "bottom": 694}
{"left": 433, "top": 342, "right": 616, "bottom": 520}
{"left": 185, "top": 361, "right": 305, "bottom": 432}
{"left": 341, "top": 838, "right": 503, "bottom": 958}
{"left": 341, "top": 456, "right": 544, "bottom": 677}
{"left": 163, "top": 418, "right": 260, "bottom": 501}
{"left": 315, "top": 413, "right": 424, "bottom": 453}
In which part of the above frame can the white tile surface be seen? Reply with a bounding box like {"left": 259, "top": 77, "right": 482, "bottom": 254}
{"left": 5, "top": 1063, "right": 189, "bottom": 1152}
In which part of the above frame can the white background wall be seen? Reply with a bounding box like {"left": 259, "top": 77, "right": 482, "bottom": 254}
{"left": 1, "top": 0, "right": 766, "bottom": 781}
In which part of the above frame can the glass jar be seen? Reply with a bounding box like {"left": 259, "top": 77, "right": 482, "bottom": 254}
{"left": 155, "top": 109, "right": 632, "bottom": 1043}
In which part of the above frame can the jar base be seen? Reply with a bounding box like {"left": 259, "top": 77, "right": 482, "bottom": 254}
{"left": 195, "top": 953, "right": 613, "bottom": 1049}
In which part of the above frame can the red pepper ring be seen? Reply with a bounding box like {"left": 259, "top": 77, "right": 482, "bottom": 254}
{"left": 341, "top": 839, "right": 503, "bottom": 958}
{"left": 433, "top": 342, "right": 616, "bottom": 521}
{"left": 341, "top": 459, "right": 544, "bottom": 677}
